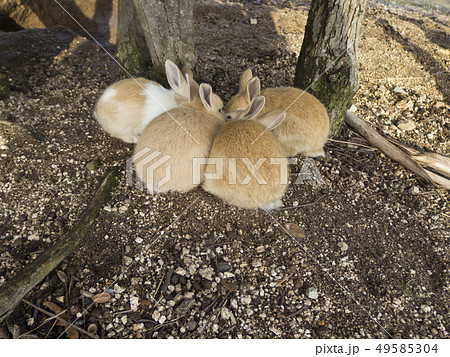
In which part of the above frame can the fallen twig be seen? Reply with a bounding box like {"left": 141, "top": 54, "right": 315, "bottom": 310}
{"left": 282, "top": 195, "right": 324, "bottom": 210}
{"left": 0, "top": 167, "right": 121, "bottom": 322}
{"left": 345, "top": 111, "right": 449, "bottom": 190}
{"left": 21, "top": 299, "right": 98, "bottom": 339}
{"left": 386, "top": 137, "right": 450, "bottom": 179}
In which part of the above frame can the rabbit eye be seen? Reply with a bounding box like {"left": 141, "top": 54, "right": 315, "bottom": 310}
{"left": 226, "top": 115, "right": 232, "bottom": 120}
{"left": 218, "top": 108, "right": 223, "bottom": 113}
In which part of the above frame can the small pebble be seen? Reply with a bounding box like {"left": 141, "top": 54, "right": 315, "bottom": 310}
{"left": 217, "top": 260, "right": 231, "bottom": 272}
{"left": 221, "top": 307, "right": 232, "bottom": 320}
{"left": 306, "top": 287, "right": 318, "bottom": 300}
{"left": 130, "top": 296, "right": 139, "bottom": 311}
{"left": 86, "top": 160, "right": 100, "bottom": 172}
{"left": 199, "top": 267, "right": 214, "bottom": 280}
{"left": 409, "top": 186, "right": 420, "bottom": 195}
{"left": 114, "top": 285, "right": 125, "bottom": 294}
{"left": 152, "top": 310, "right": 160, "bottom": 321}
{"left": 175, "top": 267, "right": 186, "bottom": 276}
{"left": 241, "top": 295, "right": 252, "bottom": 305}
{"left": 338, "top": 241, "right": 349, "bottom": 252}
{"left": 252, "top": 259, "right": 262, "bottom": 268}
{"left": 394, "top": 86, "right": 407, "bottom": 95}
{"left": 397, "top": 120, "right": 416, "bottom": 131}
{"left": 187, "top": 321, "right": 197, "bottom": 331}
{"left": 81, "top": 290, "right": 93, "bottom": 298}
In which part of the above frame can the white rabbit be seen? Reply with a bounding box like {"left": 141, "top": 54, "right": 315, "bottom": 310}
{"left": 133, "top": 74, "right": 226, "bottom": 193}
{"left": 93, "top": 60, "right": 191, "bottom": 143}
{"left": 202, "top": 96, "right": 288, "bottom": 210}
{"left": 225, "top": 69, "right": 330, "bottom": 157}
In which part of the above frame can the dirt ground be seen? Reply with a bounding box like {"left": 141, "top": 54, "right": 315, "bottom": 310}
{"left": 0, "top": 0, "right": 449, "bottom": 339}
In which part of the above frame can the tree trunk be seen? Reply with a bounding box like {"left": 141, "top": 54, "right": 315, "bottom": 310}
{"left": 131, "top": 0, "right": 197, "bottom": 84}
{"left": 116, "top": 0, "right": 152, "bottom": 77}
{"left": 294, "top": 0, "right": 367, "bottom": 137}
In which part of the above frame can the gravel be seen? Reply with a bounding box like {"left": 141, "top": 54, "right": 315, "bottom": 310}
{"left": 0, "top": 0, "right": 449, "bottom": 339}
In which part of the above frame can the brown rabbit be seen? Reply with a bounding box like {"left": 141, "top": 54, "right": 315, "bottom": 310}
{"left": 202, "top": 96, "right": 288, "bottom": 210}
{"left": 225, "top": 69, "right": 330, "bottom": 157}
{"left": 94, "top": 60, "right": 191, "bottom": 143}
{"left": 133, "top": 75, "right": 225, "bottom": 193}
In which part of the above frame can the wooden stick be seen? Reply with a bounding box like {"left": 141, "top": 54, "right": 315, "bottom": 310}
{"left": 344, "top": 111, "right": 434, "bottom": 184}
{"left": 423, "top": 169, "right": 450, "bottom": 190}
{"left": 0, "top": 167, "right": 121, "bottom": 322}
{"left": 21, "top": 299, "right": 98, "bottom": 339}
{"left": 386, "top": 136, "right": 450, "bottom": 179}
{"left": 412, "top": 154, "right": 450, "bottom": 179}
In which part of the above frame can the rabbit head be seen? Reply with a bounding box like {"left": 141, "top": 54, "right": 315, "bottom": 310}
{"left": 224, "top": 69, "right": 261, "bottom": 120}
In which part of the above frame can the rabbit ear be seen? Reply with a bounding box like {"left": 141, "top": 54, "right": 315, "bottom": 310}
{"left": 165, "top": 60, "right": 190, "bottom": 99}
{"left": 238, "top": 68, "right": 253, "bottom": 93}
{"left": 186, "top": 74, "right": 200, "bottom": 101}
{"left": 181, "top": 65, "right": 194, "bottom": 78}
{"left": 199, "top": 83, "right": 223, "bottom": 112}
{"left": 256, "top": 109, "right": 286, "bottom": 131}
{"left": 246, "top": 77, "right": 260, "bottom": 102}
{"left": 242, "top": 96, "right": 265, "bottom": 120}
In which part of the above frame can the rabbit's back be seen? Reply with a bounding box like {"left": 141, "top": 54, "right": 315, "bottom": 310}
{"left": 203, "top": 120, "right": 288, "bottom": 209}
{"left": 134, "top": 107, "right": 224, "bottom": 193}
{"left": 261, "top": 87, "right": 329, "bottom": 156}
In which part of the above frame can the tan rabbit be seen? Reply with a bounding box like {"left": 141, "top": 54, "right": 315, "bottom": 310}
{"left": 93, "top": 60, "right": 191, "bottom": 143}
{"left": 202, "top": 96, "right": 288, "bottom": 210}
{"left": 133, "top": 75, "right": 225, "bottom": 193}
{"left": 225, "top": 69, "right": 330, "bottom": 157}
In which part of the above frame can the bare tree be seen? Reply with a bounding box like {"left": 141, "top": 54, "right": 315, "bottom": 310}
{"left": 117, "top": 0, "right": 196, "bottom": 83}
{"left": 294, "top": 0, "right": 368, "bottom": 136}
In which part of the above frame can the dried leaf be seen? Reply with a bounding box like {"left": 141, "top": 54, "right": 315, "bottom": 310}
{"left": 282, "top": 223, "right": 305, "bottom": 239}
{"left": 43, "top": 301, "right": 63, "bottom": 314}
{"left": 68, "top": 327, "right": 79, "bottom": 339}
{"left": 57, "top": 270, "right": 68, "bottom": 284}
{"left": 92, "top": 292, "right": 111, "bottom": 303}
{"left": 56, "top": 313, "right": 69, "bottom": 326}
{"left": 223, "top": 281, "right": 237, "bottom": 292}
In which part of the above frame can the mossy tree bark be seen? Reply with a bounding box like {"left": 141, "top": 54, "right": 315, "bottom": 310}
{"left": 125, "top": 0, "right": 197, "bottom": 84}
{"left": 294, "top": 0, "right": 368, "bottom": 137}
{"left": 116, "top": 0, "right": 152, "bottom": 77}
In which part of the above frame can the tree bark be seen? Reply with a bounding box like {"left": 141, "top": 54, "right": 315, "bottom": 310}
{"left": 294, "top": 0, "right": 367, "bottom": 137}
{"left": 116, "top": 0, "right": 152, "bottom": 77}
{"left": 131, "top": 0, "right": 197, "bottom": 84}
